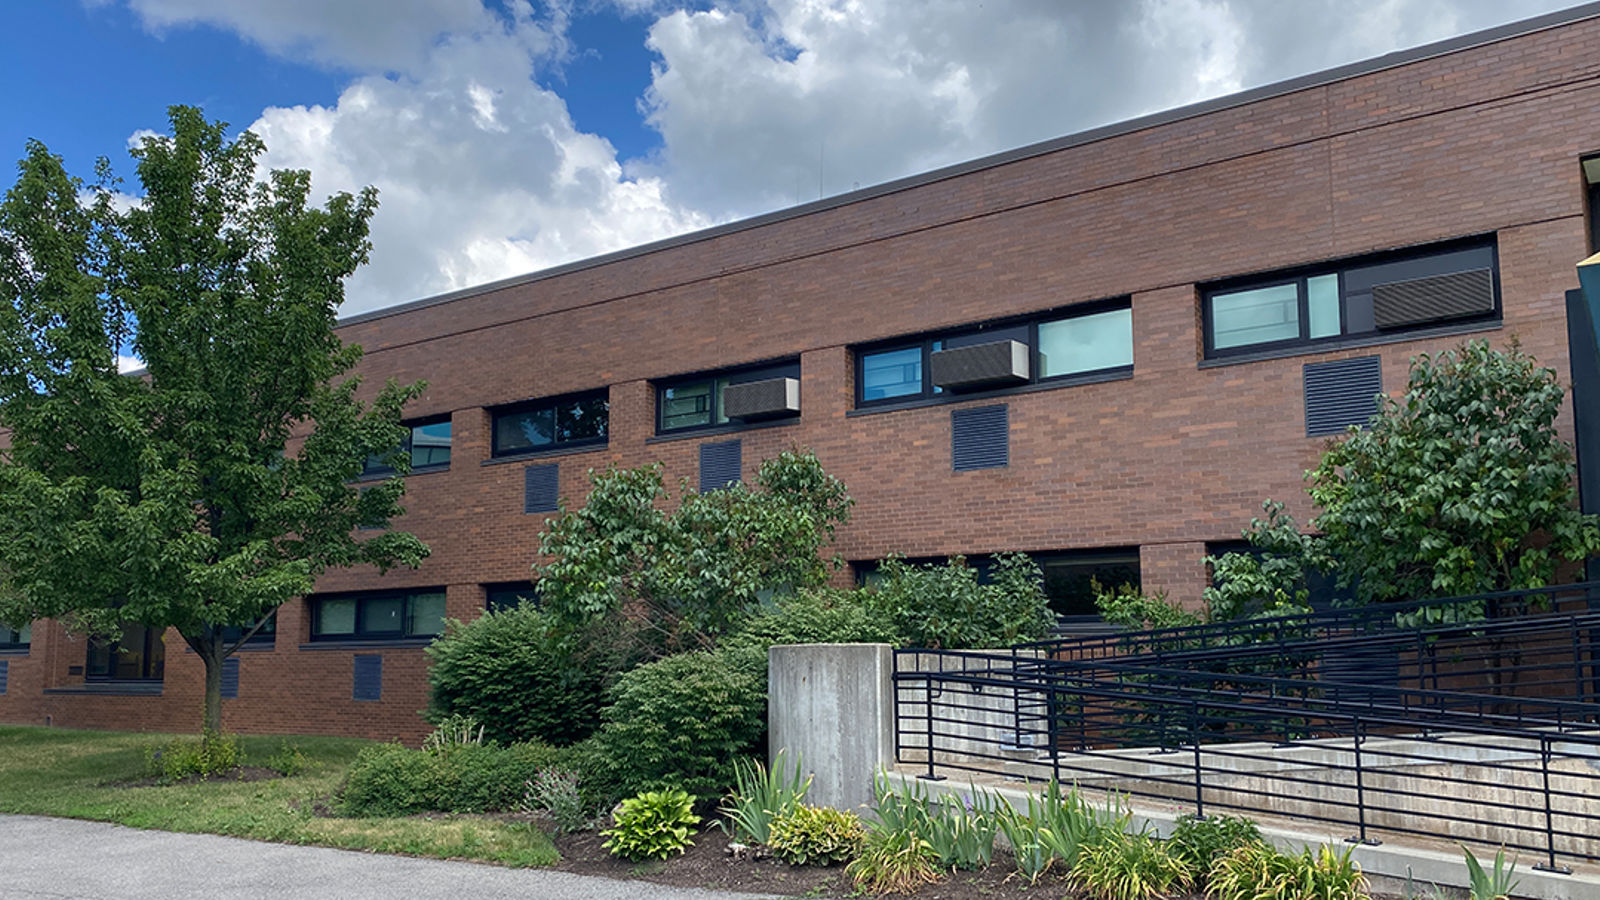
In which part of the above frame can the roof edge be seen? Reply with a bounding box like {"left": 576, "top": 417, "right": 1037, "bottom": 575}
{"left": 337, "top": 1, "right": 1600, "bottom": 330}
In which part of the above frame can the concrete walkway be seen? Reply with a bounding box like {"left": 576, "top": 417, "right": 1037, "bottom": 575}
{"left": 0, "top": 814, "right": 786, "bottom": 900}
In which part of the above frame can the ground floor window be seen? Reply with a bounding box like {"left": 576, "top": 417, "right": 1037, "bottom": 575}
{"left": 86, "top": 623, "right": 165, "bottom": 681}
{"left": 0, "top": 622, "right": 30, "bottom": 651}
{"left": 852, "top": 548, "right": 1142, "bottom": 629}
{"left": 484, "top": 582, "right": 539, "bottom": 612}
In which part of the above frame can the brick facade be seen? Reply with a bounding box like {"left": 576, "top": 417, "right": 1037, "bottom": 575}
{"left": 6, "top": 11, "right": 1600, "bottom": 741}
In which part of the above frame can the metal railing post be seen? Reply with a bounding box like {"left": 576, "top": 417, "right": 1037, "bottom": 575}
{"left": 1049, "top": 683, "right": 1062, "bottom": 786}
{"left": 1532, "top": 735, "right": 1571, "bottom": 874}
{"left": 1346, "top": 716, "right": 1379, "bottom": 845}
{"left": 1190, "top": 697, "right": 1205, "bottom": 819}
{"left": 919, "top": 669, "right": 946, "bottom": 782}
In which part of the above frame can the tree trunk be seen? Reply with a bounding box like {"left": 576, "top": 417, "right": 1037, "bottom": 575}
{"left": 185, "top": 628, "right": 225, "bottom": 735}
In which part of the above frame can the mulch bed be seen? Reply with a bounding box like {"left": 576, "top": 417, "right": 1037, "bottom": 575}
{"left": 553, "top": 828, "right": 1410, "bottom": 899}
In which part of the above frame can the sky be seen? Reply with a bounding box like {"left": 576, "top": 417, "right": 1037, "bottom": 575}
{"left": 0, "top": 0, "right": 1589, "bottom": 324}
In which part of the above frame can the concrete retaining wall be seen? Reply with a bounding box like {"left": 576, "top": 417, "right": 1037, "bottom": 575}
{"left": 767, "top": 643, "right": 895, "bottom": 810}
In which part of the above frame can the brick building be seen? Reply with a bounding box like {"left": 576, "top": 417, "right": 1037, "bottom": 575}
{"left": 6, "top": 6, "right": 1600, "bottom": 741}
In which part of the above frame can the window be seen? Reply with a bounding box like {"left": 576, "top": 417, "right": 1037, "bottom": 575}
{"left": 485, "top": 582, "right": 539, "bottom": 612}
{"left": 0, "top": 622, "right": 30, "bottom": 651}
{"left": 309, "top": 589, "right": 448, "bottom": 641}
{"left": 491, "top": 390, "right": 609, "bottom": 457}
{"left": 852, "top": 548, "right": 1139, "bottom": 628}
{"left": 1202, "top": 237, "right": 1498, "bottom": 358}
{"left": 220, "top": 612, "right": 276, "bottom": 648}
{"left": 363, "top": 418, "right": 453, "bottom": 476}
{"left": 855, "top": 300, "right": 1132, "bottom": 407}
{"left": 656, "top": 359, "right": 800, "bottom": 433}
{"left": 86, "top": 623, "right": 165, "bottom": 681}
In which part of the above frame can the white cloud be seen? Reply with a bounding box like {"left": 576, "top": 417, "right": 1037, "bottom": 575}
{"left": 245, "top": 13, "right": 708, "bottom": 314}
{"left": 633, "top": 0, "right": 1577, "bottom": 218}
{"left": 116, "top": 354, "right": 144, "bottom": 374}
{"left": 99, "top": 0, "right": 1582, "bottom": 315}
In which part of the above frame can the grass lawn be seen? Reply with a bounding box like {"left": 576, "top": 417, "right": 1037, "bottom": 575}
{"left": 0, "top": 725, "right": 558, "bottom": 867}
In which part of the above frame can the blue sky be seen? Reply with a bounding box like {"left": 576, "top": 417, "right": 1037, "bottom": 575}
{"left": 0, "top": 1, "right": 1584, "bottom": 318}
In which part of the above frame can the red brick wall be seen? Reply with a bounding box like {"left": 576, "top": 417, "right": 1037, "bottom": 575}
{"left": 5, "top": 16, "right": 1600, "bottom": 740}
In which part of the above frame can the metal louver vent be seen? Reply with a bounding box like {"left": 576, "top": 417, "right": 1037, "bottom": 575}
{"left": 524, "top": 463, "right": 559, "bottom": 514}
{"left": 700, "top": 440, "right": 742, "bottom": 492}
{"left": 723, "top": 377, "right": 800, "bottom": 420}
{"left": 929, "top": 340, "right": 1030, "bottom": 391}
{"left": 220, "top": 657, "right": 240, "bottom": 700}
{"left": 1304, "top": 356, "right": 1382, "bottom": 437}
{"left": 352, "top": 654, "right": 382, "bottom": 702}
{"left": 0, "top": 660, "right": 7, "bottom": 695}
{"left": 952, "top": 405, "right": 1009, "bottom": 471}
{"left": 1372, "top": 268, "right": 1495, "bottom": 329}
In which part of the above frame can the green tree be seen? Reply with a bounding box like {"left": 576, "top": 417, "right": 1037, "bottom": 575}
{"left": 536, "top": 448, "right": 852, "bottom": 658}
{"left": 0, "top": 107, "right": 427, "bottom": 734}
{"left": 1308, "top": 339, "right": 1600, "bottom": 608}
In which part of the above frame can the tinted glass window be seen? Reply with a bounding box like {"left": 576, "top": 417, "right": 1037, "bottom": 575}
{"left": 312, "top": 591, "right": 449, "bottom": 641}
{"left": 1038, "top": 552, "right": 1140, "bottom": 619}
{"left": 485, "top": 582, "right": 539, "bottom": 612}
{"left": 315, "top": 598, "right": 357, "bottom": 636}
{"left": 86, "top": 623, "right": 165, "bottom": 681}
{"left": 407, "top": 592, "right": 448, "bottom": 636}
{"left": 661, "top": 380, "right": 720, "bottom": 430}
{"left": 410, "top": 421, "right": 452, "bottom": 468}
{"left": 1211, "top": 283, "right": 1299, "bottom": 349}
{"left": 861, "top": 346, "right": 922, "bottom": 401}
{"left": 0, "top": 622, "right": 28, "bottom": 648}
{"left": 1038, "top": 308, "right": 1133, "bottom": 377}
{"left": 490, "top": 391, "right": 609, "bottom": 457}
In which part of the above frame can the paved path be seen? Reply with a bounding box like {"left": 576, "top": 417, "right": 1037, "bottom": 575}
{"left": 0, "top": 814, "right": 785, "bottom": 900}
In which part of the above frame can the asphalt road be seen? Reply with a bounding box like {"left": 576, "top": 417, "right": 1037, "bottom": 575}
{"left": 0, "top": 814, "right": 786, "bottom": 900}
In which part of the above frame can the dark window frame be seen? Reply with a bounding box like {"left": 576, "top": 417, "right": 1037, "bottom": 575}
{"left": 85, "top": 623, "right": 165, "bottom": 682}
{"left": 489, "top": 388, "right": 610, "bottom": 459}
{"left": 655, "top": 358, "right": 801, "bottom": 435}
{"left": 0, "top": 622, "right": 31, "bottom": 651}
{"left": 220, "top": 612, "right": 277, "bottom": 648}
{"left": 853, "top": 297, "right": 1134, "bottom": 409}
{"left": 308, "top": 588, "right": 449, "bottom": 642}
{"left": 1200, "top": 235, "right": 1500, "bottom": 360}
{"left": 362, "top": 416, "right": 454, "bottom": 477}
{"left": 484, "top": 581, "right": 540, "bottom": 612}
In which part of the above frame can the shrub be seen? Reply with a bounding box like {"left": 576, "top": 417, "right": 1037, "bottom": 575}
{"left": 846, "top": 828, "right": 942, "bottom": 895}
{"left": 520, "top": 766, "right": 589, "bottom": 834}
{"left": 1210, "top": 842, "right": 1368, "bottom": 900}
{"left": 424, "top": 604, "right": 608, "bottom": 746}
{"left": 868, "top": 553, "right": 1053, "bottom": 649}
{"left": 265, "top": 741, "right": 308, "bottom": 777}
{"left": 602, "top": 788, "right": 701, "bottom": 861}
{"left": 592, "top": 645, "right": 767, "bottom": 799}
{"left": 143, "top": 731, "right": 243, "bottom": 783}
{"left": 720, "top": 750, "right": 811, "bottom": 846}
{"left": 340, "top": 740, "right": 566, "bottom": 816}
{"left": 865, "top": 778, "right": 1003, "bottom": 872}
{"left": 1095, "top": 583, "right": 1203, "bottom": 631}
{"left": 768, "top": 805, "right": 865, "bottom": 866}
{"left": 725, "top": 587, "right": 902, "bottom": 651}
{"left": 1167, "top": 813, "right": 1263, "bottom": 885}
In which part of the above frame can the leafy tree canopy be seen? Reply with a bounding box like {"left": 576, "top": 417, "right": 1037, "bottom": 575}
{"left": 536, "top": 448, "right": 852, "bottom": 658}
{"left": 1308, "top": 339, "right": 1600, "bottom": 604}
{"left": 0, "top": 106, "right": 427, "bottom": 732}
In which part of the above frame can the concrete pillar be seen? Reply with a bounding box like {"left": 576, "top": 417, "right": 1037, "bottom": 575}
{"left": 768, "top": 643, "right": 895, "bottom": 811}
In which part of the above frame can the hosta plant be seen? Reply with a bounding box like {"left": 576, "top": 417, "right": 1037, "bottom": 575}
{"left": 767, "top": 804, "right": 865, "bottom": 866}
{"left": 601, "top": 788, "right": 701, "bottom": 861}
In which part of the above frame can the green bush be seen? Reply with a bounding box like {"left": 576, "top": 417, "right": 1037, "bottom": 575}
{"left": 424, "top": 604, "right": 609, "bottom": 747}
{"left": 602, "top": 788, "right": 701, "bottom": 861}
{"left": 846, "top": 828, "right": 942, "bottom": 895}
{"left": 340, "top": 740, "right": 566, "bottom": 816}
{"left": 726, "top": 587, "right": 902, "bottom": 650}
{"left": 720, "top": 750, "right": 811, "bottom": 846}
{"left": 265, "top": 741, "right": 308, "bottom": 777}
{"left": 868, "top": 553, "right": 1054, "bottom": 649}
{"left": 768, "top": 804, "right": 865, "bottom": 866}
{"left": 1070, "top": 830, "right": 1192, "bottom": 900}
{"left": 592, "top": 645, "right": 767, "bottom": 800}
{"left": 143, "top": 731, "right": 244, "bottom": 783}
{"left": 1209, "top": 842, "right": 1369, "bottom": 900}
{"left": 520, "top": 766, "right": 589, "bottom": 834}
{"left": 1167, "top": 813, "right": 1263, "bottom": 885}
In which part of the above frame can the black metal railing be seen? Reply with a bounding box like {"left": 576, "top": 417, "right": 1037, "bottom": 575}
{"left": 893, "top": 585, "right": 1600, "bottom": 873}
